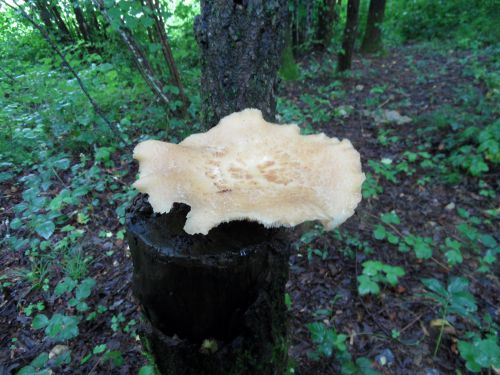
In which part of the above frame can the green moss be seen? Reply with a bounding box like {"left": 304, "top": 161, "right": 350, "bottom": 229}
{"left": 279, "top": 43, "right": 300, "bottom": 81}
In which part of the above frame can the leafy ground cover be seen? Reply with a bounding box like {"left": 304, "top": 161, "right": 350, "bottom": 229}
{"left": 1, "top": 42, "right": 498, "bottom": 374}
{"left": 1, "top": 4, "right": 499, "bottom": 370}
{"left": 282, "top": 43, "right": 499, "bottom": 374}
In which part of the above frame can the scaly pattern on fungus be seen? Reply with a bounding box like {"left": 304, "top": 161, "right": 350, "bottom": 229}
{"left": 133, "top": 109, "right": 365, "bottom": 235}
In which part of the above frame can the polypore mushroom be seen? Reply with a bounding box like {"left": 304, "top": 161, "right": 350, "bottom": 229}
{"left": 133, "top": 109, "right": 365, "bottom": 235}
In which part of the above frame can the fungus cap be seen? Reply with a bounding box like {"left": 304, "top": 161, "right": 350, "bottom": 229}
{"left": 133, "top": 109, "right": 365, "bottom": 235}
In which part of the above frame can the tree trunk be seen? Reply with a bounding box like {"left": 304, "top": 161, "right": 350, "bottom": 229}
{"left": 360, "top": 0, "right": 386, "bottom": 54}
{"left": 94, "top": 0, "right": 173, "bottom": 112}
{"left": 315, "top": 0, "right": 338, "bottom": 50}
{"left": 86, "top": 3, "right": 102, "bottom": 38}
{"left": 33, "top": 0, "right": 55, "bottom": 32}
{"left": 127, "top": 196, "right": 290, "bottom": 375}
{"left": 48, "top": 2, "right": 73, "bottom": 41}
{"left": 337, "top": 0, "right": 360, "bottom": 72}
{"left": 194, "top": 0, "right": 288, "bottom": 128}
{"left": 126, "top": 2, "right": 290, "bottom": 374}
{"left": 145, "top": 0, "right": 189, "bottom": 112}
{"left": 72, "top": 0, "right": 92, "bottom": 42}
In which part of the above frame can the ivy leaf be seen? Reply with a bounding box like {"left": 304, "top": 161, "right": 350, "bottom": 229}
{"left": 357, "top": 275, "right": 380, "bottom": 295}
{"left": 32, "top": 314, "right": 49, "bottom": 330}
{"left": 413, "top": 237, "right": 432, "bottom": 259}
{"left": 445, "top": 249, "right": 463, "bottom": 266}
{"left": 387, "top": 232, "right": 400, "bottom": 244}
{"left": 75, "top": 278, "right": 96, "bottom": 300}
{"left": 45, "top": 314, "right": 80, "bottom": 341}
{"left": 381, "top": 212, "right": 400, "bottom": 225}
{"left": 17, "top": 352, "right": 50, "bottom": 375}
{"left": 10, "top": 218, "right": 23, "bottom": 230}
{"left": 53, "top": 158, "right": 70, "bottom": 170}
{"left": 479, "top": 234, "right": 497, "bottom": 248}
{"left": 373, "top": 225, "right": 386, "bottom": 240}
{"left": 35, "top": 221, "right": 55, "bottom": 240}
{"left": 54, "top": 277, "right": 77, "bottom": 298}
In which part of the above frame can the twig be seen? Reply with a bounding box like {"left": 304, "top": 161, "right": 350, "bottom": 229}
{"left": 93, "top": 0, "right": 174, "bottom": 115}
{"left": 377, "top": 97, "right": 392, "bottom": 109}
{"left": 399, "top": 313, "right": 423, "bottom": 333}
{"left": 1, "top": 0, "right": 126, "bottom": 143}
{"left": 51, "top": 167, "right": 68, "bottom": 187}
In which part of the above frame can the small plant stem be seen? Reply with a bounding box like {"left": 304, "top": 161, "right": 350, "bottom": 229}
{"left": 433, "top": 307, "right": 448, "bottom": 357}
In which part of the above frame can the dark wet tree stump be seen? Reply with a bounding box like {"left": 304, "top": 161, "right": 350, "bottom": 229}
{"left": 126, "top": 195, "right": 290, "bottom": 375}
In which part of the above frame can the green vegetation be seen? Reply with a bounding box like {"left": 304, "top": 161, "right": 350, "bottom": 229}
{"left": 1, "top": 0, "right": 498, "bottom": 374}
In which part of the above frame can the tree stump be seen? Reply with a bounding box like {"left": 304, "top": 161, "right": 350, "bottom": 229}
{"left": 126, "top": 195, "right": 290, "bottom": 375}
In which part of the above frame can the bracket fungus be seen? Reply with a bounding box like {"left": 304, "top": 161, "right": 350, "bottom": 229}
{"left": 133, "top": 109, "right": 365, "bottom": 235}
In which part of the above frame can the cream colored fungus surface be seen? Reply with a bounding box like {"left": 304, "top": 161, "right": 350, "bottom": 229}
{"left": 133, "top": 109, "right": 365, "bottom": 235}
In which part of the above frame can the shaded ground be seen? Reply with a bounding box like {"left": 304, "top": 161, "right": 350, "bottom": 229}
{"left": 1, "top": 44, "right": 498, "bottom": 374}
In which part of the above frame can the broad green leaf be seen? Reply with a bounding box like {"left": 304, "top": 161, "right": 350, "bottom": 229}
{"left": 447, "top": 277, "right": 469, "bottom": 294}
{"left": 381, "top": 212, "right": 400, "bottom": 225}
{"left": 103, "top": 350, "right": 124, "bottom": 367}
{"left": 373, "top": 225, "right": 386, "bottom": 240}
{"left": 358, "top": 275, "right": 380, "bottom": 295}
{"left": 45, "top": 314, "right": 79, "bottom": 341}
{"left": 445, "top": 249, "right": 463, "bottom": 265}
{"left": 54, "top": 277, "right": 77, "bottom": 298}
{"left": 362, "top": 260, "right": 383, "bottom": 276}
{"left": 10, "top": 218, "right": 23, "bottom": 230}
{"left": 32, "top": 314, "right": 49, "bottom": 329}
{"left": 421, "top": 278, "right": 447, "bottom": 297}
{"left": 75, "top": 278, "right": 96, "bottom": 300}
{"left": 35, "top": 221, "right": 55, "bottom": 240}
{"left": 93, "top": 344, "right": 107, "bottom": 354}
{"left": 479, "top": 234, "right": 497, "bottom": 248}
{"left": 138, "top": 366, "right": 156, "bottom": 375}
{"left": 53, "top": 158, "right": 70, "bottom": 170}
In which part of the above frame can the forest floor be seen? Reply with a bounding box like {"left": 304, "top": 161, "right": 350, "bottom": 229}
{"left": 1, "top": 44, "right": 498, "bottom": 374}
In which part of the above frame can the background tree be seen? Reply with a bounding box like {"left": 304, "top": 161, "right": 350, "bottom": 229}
{"left": 72, "top": 0, "right": 92, "bottom": 42}
{"left": 337, "top": 0, "right": 360, "bottom": 71}
{"left": 315, "top": 0, "right": 340, "bottom": 50}
{"left": 94, "top": 0, "right": 187, "bottom": 115}
{"left": 360, "top": 0, "right": 387, "bottom": 53}
{"left": 195, "top": 0, "right": 288, "bottom": 128}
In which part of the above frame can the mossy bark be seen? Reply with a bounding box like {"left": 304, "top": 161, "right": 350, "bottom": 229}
{"left": 279, "top": 30, "right": 300, "bottom": 81}
{"left": 194, "top": 0, "right": 288, "bottom": 128}
{"left": 126, "top": 195, "right": 290, "bottom": 375}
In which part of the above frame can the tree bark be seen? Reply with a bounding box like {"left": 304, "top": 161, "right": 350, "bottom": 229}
{"left": 145, "top": 0, "right": 189, "bottom": 112}
{"left": 194, "top": 0, "right": 288, "bottom": 128}
{"left": 337, "top": 0, "right": 360, "bottom": 72}
{"left": 33, "top": 0, "right": 55, "bottom": 32}
{"left": 127, "top": 196, "right": 290, "bottom": 375}
{"left": 360, "top": 0, "right": 386, "bottom": 54}
{"left": 72, "top": 0, "right": 92, "bottom": 42}
{"left": 48, "top": 1, "right": 73, "bottom": 41}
